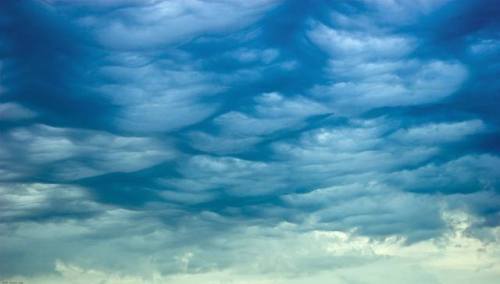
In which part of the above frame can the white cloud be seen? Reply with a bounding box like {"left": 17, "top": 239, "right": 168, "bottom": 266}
{"left": 269, "top": 117, "right": 493, "bottom": 196}
{"left": 230, "top": 48, "right": 280, "bottom": 64}
{"left": 311, "top": 59, "right": 467, "bottom": 114}
{"left": 469, "top": 38, "right": 500, "bottom": 55}
{"left": 191, "top": 92, "right": 330, "bottom": 154}
{"left": 391, "top": 119, "right": 485, "bottom": 144}
{"left": 271, "top": 118, "right": 438, "bottom": 180}
{"left": 158, "top": 190, "right": 216, "bottom": 204}
{"left": 308, "top": 23, "right": 468, "bottom": 115}
{"left": 0, "top": 124, "right": 175, "bottom": 180}
{"left": 116, "top": 97, "right": 217, "bottom": 133}
{"left": 0, "top": 183, "right": 105, "bottom": 222}
{"left": 0, "top": 102, "right": 36, "bottom": 121}
{"left": 361, "top": 0, "right": 451, "bottom": 24}
{"left": 96, "top": 57, "right": 222, "bottom": 132}
{"left": 386, "top": 154, "right": 500, "bottom": 193}
{"left": 215, "top": 111, "right": 299, "bottom": 136}
{"left": 253, "top": 92, "right": 330, "bottom": 118}
{"left": 282, "top": 182, "right": 445, "bottom": 240}
{"left": 308, "top": 23, "right": 415, "bottom": 59}
{"left": 164, "top": 155, "right": 287, "bottom": 195}
{"left": 214, "top": 92, "right": 330, "bottom": 136}
{"left": 327, "top": 1, "right": 451, "bottom": 29}
{"left": 51, "top": 0, "right": 281, "bottom": 50}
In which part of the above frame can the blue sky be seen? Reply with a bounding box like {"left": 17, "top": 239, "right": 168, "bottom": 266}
{"left": 0, "top": 0, "right": 499, "bottom": 283}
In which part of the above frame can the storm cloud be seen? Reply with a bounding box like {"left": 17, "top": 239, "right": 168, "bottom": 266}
{"left": 0, "top": 0, "right": 499, "bottom": 283}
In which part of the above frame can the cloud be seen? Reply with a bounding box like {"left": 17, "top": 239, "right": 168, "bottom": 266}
{"left": 391, "top": 119, "right": 485, "bottom": 144}
{"left": 214, "top": 111, "right": 298, "bottom": 136}
{"left": 308, "top": 23, "right": 415, "bottom": 59}
{"left": 271, "top": 118, "right": 438, "bottom": 179}
{"left": 0, "top": 183, "right": 105, "bottom": 222}
{"left": 307, "top": 19, "right": 468, "bottom": 115}
{"left": 253, "top": 92, "right": 330, "bottom": 118}
{"left": 0, "top": 124, "right": 175, "bottom": 180}
{"left": 361, "top": 0, "right": 451, "bottom": 23}
{"left": 0, "top": 102, "right": 36, "bottom": 121}
{"left": 282, "top": 182, "right": 445, "bottom": 241}
{"left": 48, "top": 0, "right": 281, "bottom": 50}
{"left": 189, "top": 92, "right": 331, "bottom": 154}
{"left": 95, "top": 54, "right": 222, "bottom": 132}
{"left": 163, "top": 155, "right": 287, "bottom": 196}
{"left": 386, "top": 154, "right": 500, "bottom": 194}
{"left": 1, "top": 209, "right": 499, "bottom": 283}
{"left": 0, "top": 0, "right": 499, "bottom": 282}
{"left": 469, "top": 38, "right": 500, "bottom": 55}
{"left": 229, "top": 48, "right": 280, "bottom": 64}
{"left": 313, "top": 59, "right": 467, "bottom": 115}
{"left": 213, "top": 92, "right": 330, "bottom": 136}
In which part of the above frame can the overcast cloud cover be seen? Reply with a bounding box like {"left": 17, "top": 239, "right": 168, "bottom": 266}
{"left": 0, "top": 0, "right": 499, "bottom": 283}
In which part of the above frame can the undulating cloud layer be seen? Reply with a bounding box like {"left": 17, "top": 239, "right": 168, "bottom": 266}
{"left": 0, "top": 0, "right": 499, "bottom": 283}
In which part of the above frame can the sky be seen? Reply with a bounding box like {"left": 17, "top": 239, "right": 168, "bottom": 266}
{"left": 0, "top": 0, "right": 499, "bottom": 283}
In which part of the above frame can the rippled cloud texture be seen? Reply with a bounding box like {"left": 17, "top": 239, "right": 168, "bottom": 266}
{"left": 1, "top": 0, "right": 499, "bottom": 283}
